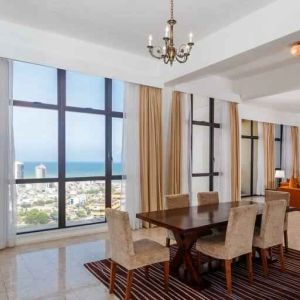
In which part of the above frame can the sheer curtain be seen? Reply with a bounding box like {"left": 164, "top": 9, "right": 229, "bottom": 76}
{"left": 256, "top": 122, "right": 265, "bottom": 195}
{"left": 122, "top": 82, "right": 141, "bottom": 230}
{"left": 215, "top": 100, "right": 231, "bottom": 202}
{"left": 282, "top": 125, "right": 292, "bottom": 179}
{"left": 0, "top": 58, "right": 16, "bottom": 249}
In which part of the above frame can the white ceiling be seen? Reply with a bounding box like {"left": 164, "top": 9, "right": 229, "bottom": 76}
{"left": 0, "top": 0, "right": 276, "bottom": 56}
{"left": 245, "top": 90, "right": 300, "bottom": 113}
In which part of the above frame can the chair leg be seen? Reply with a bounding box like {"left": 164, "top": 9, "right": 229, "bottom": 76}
{"left": 246, "top": 253, "right": 253, "bottom": 284}
{"left": 166, "top": 237, "right": 171, "bottom": 248}
{"left": 279, "top": 244, "right": 285, "bottom": 272}
{"left": 260, "top": 248, "right": 269, "bottom": 277}
{"left": 224, "top": 259, "right": 232, "bottom": 295}
{"left": 163, "top": 261, "right": 170, "bottom": 293}
{"left": 284, "top": 230, "right": 289, "bottom": 252}
{"left": 125, "top": 270, "right": 134, "bottom": 300}
{"left": 109, "top": 260, "right": 117, "bottom": 294}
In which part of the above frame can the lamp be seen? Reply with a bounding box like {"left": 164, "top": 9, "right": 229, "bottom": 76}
{"left": 275, "top": 170, "right": 285, "bottom": 187}
{"left": 291, "top": 42, "right": 300, "bottom": 57}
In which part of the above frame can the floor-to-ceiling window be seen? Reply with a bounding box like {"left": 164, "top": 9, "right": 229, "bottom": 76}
{"left": 13, "top": 61, "right": 124, "bottom": 233}
{"left": 191, "top": 96, "right": 220, "bottom": 200}
{"left": 241, "top": 120, "right": 258, "bottom": 197}
{"left": 275, "top": 124, "right": 283, "bottom": 171}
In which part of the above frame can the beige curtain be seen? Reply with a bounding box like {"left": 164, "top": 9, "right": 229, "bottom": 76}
{"left": 263, "top": 123, "right": 275, "bottom": 189}
{"left": 139, "top": 85, "right": 163, "bottom": 219}
{"left": 230, "top": 103, "right": 241, "bottom": 202}
{"left": 291, "top": 126, "right": 299, "bottom": 178}
{"left": 167, "top": 91, "right": 182, "bottom": 195}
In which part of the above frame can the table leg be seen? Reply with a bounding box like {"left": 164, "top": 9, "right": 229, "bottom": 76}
{"left": 171, "top": 231, "right": 210, "bottom": 290}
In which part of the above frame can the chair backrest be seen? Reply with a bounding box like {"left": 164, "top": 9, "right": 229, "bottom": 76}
{"left": 197, "top": 191, "right": 219, "bottom": 206}
{"left": 165, "top": 194, "right": 189, "bottom": 209}
{"left": 225, "top": 204, "right": 258, "bottom": 258}
{"left": 259, "top": 200, "right": 287, "bottom": 248}
{"left": 105, "top": 208, "right": 135, "bottom": 264}
{"left": 265, "top": 190, "right": 290, "bottom": 206}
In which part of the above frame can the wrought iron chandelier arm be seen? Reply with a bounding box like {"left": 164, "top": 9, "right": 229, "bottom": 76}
{"left": 175, "top": 54, "right": 188, "bottom": 63}
{"left": 147, "top": 46, "right": 163, "bottom": 59}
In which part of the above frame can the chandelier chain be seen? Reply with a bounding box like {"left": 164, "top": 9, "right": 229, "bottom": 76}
{"left": 170, "top": 0, "right": 174, "bottom": 20}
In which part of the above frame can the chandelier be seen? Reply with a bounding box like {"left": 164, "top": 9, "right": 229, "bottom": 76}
{"left": 147, "top": 0, "right": 194, "bottom": 65}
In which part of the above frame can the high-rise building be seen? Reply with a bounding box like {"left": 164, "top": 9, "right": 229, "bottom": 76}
{"left": 35, "top": 164, "right": 47, "bottom": 179}
{"left": 15, "top": 161, "right": 24, "bottom": 179}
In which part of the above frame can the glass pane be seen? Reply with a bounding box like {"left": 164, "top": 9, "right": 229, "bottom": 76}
{"left": 241, "top": 139, "right": 251, "bottom": 196}
{"left": 112, "top": 118, "right": 123, "bottom": 175}
{"left": 66, "top": 112, "right": 105, "bottom": 177}
{"left": 252, "top": 121, "right": 258, "bottom": 136}
{"left": 275, "top": 124, "right": 282, "bottom": 139}
{"left": 214, "top": 100, "right": 222, "bottom": 124}
{"left": 193, "top": 95, "right": 209, "bottom": 122}
{"left": 213, "top": 176, "right": 220, "bottom": 194}
{"left": 66, "top": 71, "right": 105, "bottom": 109}
{"left": 112, "top": 180, "right": 125, "bottom": 211}
{"left": 275, "top": 141, "right": 281, "bottom": 169}
{"left": 13, "top": 61, "right": 57, "bottom": 104}
{"left": 16, "top": 183, "right": 58, "bottom": 233}
{"left": 14, "top": 107, "right": 58, "bottom": 179}
{"left": 214, "top": 128, "right": 221, "bottom": 172}
{"left": 192, "top": 125, "right": 209, "bottom": 173}
{"left": 66, "top": 181, "right": 105, "bottom": 226}
{"left": 242, "top": 120, "right": 251, "bottom": 136}
{"left": 112, "top": 80, "right": 124, "bottom": 112}
{"left": 192, "top": 177, "right": 209, "bottom": 205}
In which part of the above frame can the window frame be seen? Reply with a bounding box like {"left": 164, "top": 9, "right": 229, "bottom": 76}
{"left": 275, "top": 124, "right": 283, "bottom": 171}
{"left": 191, "top": 96, "right": 220, "bottom": 191}
{"left": 14, "top": 67, "right": 123, "bottom": 234}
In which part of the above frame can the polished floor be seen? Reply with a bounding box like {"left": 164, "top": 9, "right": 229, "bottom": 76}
{"left": 0, "top": 211, "right": 299, "bottom": 300}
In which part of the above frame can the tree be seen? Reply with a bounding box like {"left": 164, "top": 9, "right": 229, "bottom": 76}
{"left": 24, "top": 209, "right": 49, "bottom": 225}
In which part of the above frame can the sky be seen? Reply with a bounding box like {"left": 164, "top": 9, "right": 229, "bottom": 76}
{"left": 13, "top": 61, "right": 123, "bottom": 163}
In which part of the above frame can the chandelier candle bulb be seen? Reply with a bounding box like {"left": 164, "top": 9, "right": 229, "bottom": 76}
{"left": 165, "top": 26, "right": 170, "bottom": 38}
{"left": 148, "top": 35, "right": 152, "bottom": 46}
{"left": 189, "top": 32, "right": 193, "bottom": 43}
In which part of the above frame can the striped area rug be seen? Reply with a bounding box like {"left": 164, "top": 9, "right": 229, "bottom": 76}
{"left": 84, "top": 246, "right": 300, "bottom": 299}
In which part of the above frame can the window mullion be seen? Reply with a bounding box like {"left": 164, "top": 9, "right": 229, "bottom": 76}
{"left": 58, "top": 69, "right": 66, "bottom": 228}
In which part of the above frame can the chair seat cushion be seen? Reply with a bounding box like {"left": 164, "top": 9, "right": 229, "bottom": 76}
{"left": 196, "top": 233, "right": 228, "bottom": 260}
{"left": 122, "top": 239, "right": 169, "bottom": 270}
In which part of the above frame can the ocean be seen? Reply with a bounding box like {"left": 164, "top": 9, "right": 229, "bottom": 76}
{"left": 20, "top": 161, "right": 123, "bottom": 178}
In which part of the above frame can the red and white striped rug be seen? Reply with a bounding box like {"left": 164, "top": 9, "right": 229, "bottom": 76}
{"left": 84, "top": 246, "right": 300, "bottom": 299}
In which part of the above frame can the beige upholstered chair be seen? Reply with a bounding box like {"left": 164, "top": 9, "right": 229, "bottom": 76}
{"left": 197, "top": 191, "right": 219, "bottom": 206}
{"left": 165, "top": 194, "right": 189, "bottom": 247}
{"left": 265, "top": 190, "right": 290, "bottom": 251}
{"left": 196, "top": 204, "right": 258, "bottom": 295}
{"left": 253, "top": 200, "right": 287, "bottom": 277}
{"left": 106, "top": 208, "right": 170, "bottom": 300}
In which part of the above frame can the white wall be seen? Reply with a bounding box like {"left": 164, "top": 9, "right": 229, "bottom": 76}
{"left": 0, "top": 20, "right": 162, "bottom": 87}
{"left": 239, "top": 103, "right": 300, "bottom": 126}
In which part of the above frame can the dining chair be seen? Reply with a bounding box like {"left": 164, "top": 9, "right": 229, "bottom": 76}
{"left": 106, "top": 208, "right": 170, "bottom": 300}
{"left": 197, "top": 191, "right": 219, "bottom": 206}
{"left": 253, "top": 200, "right": 287, "bottom": 277}
{"left": 196, "top": 204, "right": 258, "bottom": 295}
{"left": 165, "top": 193, "right": 189, "bottom": 247}
{"left": 265, "top": 190, "right": 290, "bottom": 251}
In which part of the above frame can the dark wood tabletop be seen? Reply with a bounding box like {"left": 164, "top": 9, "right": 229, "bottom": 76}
{"left": 136, "top": 200, "right": 265, "bottom": 233}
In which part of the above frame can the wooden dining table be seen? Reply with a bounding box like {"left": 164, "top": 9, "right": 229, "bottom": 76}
{"left": 136, "top": 200, "right": 267, "bottom": 290}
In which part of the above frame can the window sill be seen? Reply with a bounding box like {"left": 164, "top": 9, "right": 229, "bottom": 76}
{"left": 16, "top": 223, "right": 108, "bottom": 246}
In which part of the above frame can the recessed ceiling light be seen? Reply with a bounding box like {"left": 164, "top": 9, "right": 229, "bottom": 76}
{"left": 291, "top": 42, "right": 300, "bottom": 57}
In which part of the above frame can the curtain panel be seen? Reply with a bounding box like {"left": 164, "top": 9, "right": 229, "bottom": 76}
{"left": 122, "top": 82, "right": 141, "bottom": 230}
{"left": 263, "top": 123, "right": 275, "bottom": 189}
{"left": 167, "top": 91, "right": 182, "bottom": 195}
{"left": 230, "top": 103, "right": 241, "bottom": 202}
{"left": 291, "top": 126, "right": 299, "bottom": 178}
{"left": 0, "top": 58, "right": 16, "bottom": 249}
{"left": 139, "top": 85, "right": 163, "bottom": 221}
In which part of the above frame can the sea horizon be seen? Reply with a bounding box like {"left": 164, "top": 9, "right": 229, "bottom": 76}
{"left": 16, "top": 161, "right": 123, "bottom": 178}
